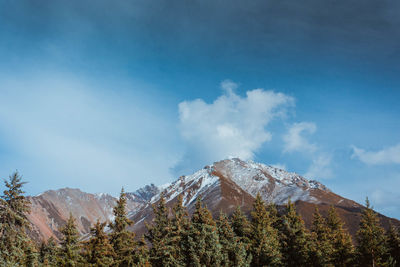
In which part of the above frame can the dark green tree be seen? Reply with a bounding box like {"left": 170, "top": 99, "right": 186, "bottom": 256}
{"left": 186, "top": 198, "right": 222, "bottom": 266}
{"left": 279, "top": 199, "right": 310, "bottom": 267}
{"left": 308, "top": 207, "right": 333, "bottom": 266}
{"left": 146, "top": 194, "right": 180, "bottom": 267}
{"left": 109, "top": 188, "right": 136, "bottom": 266}
{"left": 58, "top": 213, "right": 83, "bottom": 267}
{"left": 25, "top": 240, "right": 39, "bottom": 267}
{"left": 230, "top": 206, "right": 250, "bottom": 246}
{"left": 217, "top": 211, "right": 251, "bottom": 267}
{"left": 0, "top": 171, "right": 35, "bottom": 266}
{"left": 169, "top": 195, "right": 190, "bottom": 266}
{"left": 133, "top": 236, "right": 151, "bottom": 267}
{"left": 266, "top": 202, "right": 280, "bottom": 229}
{"left": 83, "top": 220, "right": 115, "bottom": 266}
{"left": 386, "top": 224, "right": 400, "bottom": 266}
{"left": 326, "top": 206, "right": 354, "bottom": 266}
{"left": 356, "top": 198, "right": 388, "bottom": 267}
{"left": 249, "top": 194, "right": 281, "bottom": 267}
{"left": 39, "top": 236, "right": 58, "bottom": 267}
{"left": 230, "top": 206, "right": 252, "bottom": 265}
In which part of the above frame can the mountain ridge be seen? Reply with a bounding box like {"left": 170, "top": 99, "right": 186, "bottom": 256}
{"left": 26, "top": 158, "right": 399, "bottom": 242}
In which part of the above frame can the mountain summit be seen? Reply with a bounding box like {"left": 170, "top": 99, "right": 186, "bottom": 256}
{"left": 27, "top": 158, "right": 397, "bottom": 241}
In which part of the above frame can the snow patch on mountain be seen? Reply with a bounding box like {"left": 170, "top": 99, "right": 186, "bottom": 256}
{"left": 148, "top": 166, "right": 220, "bottom": 206}
{"left": 126, "top": 184, "right": 160, "bottom": 204}
{"left": 140, "top": 158, "right": 329, "bottom": 210}
{"left": 211, "top": 158, "right": 329, "bottom": 204}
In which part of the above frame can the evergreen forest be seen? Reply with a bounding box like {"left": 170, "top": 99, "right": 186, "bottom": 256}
{"left": 1, "top": 171, "right": 400, "bottom": 267}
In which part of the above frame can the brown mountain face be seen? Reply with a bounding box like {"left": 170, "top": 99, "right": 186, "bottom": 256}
{"left": 26, "top": 187, "right": 156, "bottom": 241}
{"left": 27, "top": 158, "right": 399, "bottom": 242}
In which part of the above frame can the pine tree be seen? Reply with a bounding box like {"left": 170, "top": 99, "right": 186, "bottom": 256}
{"left": 109, "top": 188, "right": 136, "bottom": 266}
{"left": 0, "top": 171, "right": 35, "bottom": 266}
{"left": 386, "top": 224, "right": 400, "bottom": 266}
{"left": 83, "top": 220, "right": 115, "bottom": 266}
{"left": 326, "top": 206, "right": 354, "bottom": 266}
{"left": 279, "top": 199, "right": 310, "bottom": 267}
{"left": 308, "top": 207, "right": 333, "bottom": 266}
{"left": 146, "top": 194, "right": 180, "bottom": 267}
{"left": 186, "top": 198, "right": 222, "bottom": 266}
{"left": 217, "top": 211, "right": 251, "bottom": 267}
{"left": 249, "top": 193, "right": 281, "bottom": 267}
{"left": 26, "top": 241, "right": 40, "bottom": 267}
{"left": 170, "top": 195, "right": 190, "bottom": 266}
{"left": 58, "top": 213, "right": 83, "bottom": 267}
{"left": 266, "top": 202, "right": 281, "bottom": 227}
{"left": 230, "top": 206, "right": 253, "bottom": 262}
{"left": 230, "top": 206, "right": 251, "bottom": 248}
{"left": 356, "top": 197, "right": 388, "bottom": 267}
{"left": 133, "top": 236, "right": 151, "bottom": 267}
{"left": 39, "top": 236, "right": 58, "bottom": 267}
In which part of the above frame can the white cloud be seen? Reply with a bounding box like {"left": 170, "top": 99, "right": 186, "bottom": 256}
{"left": 176, "top": 80, "right": 294, "bottom": 172}
{"left": 283, "top": 122, "right": 317, "bottom": 153}
{"left": 304, "top": 154, "right": 333, "bottom": 180}
{"left": 220, "top": 79, "right": 238, "bottom": 95}
{"left": 351, "top": 143, "right": 400, "bottom": 165}
{"left": 282, "top": 122, "right": 332, "bottom": 180}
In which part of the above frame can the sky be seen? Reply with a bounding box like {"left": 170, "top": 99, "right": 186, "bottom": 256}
{"left": 0, "top": 0, "right": 400, "bottom": 218}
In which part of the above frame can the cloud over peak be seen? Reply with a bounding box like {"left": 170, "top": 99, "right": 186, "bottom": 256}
{"left": 176, "top": 81, "right": 293, "bottom": 171}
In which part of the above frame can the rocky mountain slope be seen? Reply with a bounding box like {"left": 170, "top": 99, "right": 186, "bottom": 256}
{"left": 27, "top": 158, "right": 399, "bottom": 241}
{"left": 128, "top": 158, "right": 372, "bottom": 238}
{"left": 27, "top": 185, "right": 159, "bottom": 241}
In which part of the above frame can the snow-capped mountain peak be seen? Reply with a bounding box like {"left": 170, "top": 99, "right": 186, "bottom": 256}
{"left": 27, "top": 158, "right": 363, "bottom": 242}
{"left": 217, "top": 158, "right": 329, "bottom": 191}
{"left": 146, "top": 158, "right": 330, "bottom": 210}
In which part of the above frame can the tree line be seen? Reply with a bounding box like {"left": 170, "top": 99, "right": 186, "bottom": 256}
{"left": 1, "top": 171, "right": 400, "bottom": 267}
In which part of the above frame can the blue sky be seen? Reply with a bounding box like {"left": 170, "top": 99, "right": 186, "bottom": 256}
{"left": 1, "top": 0, "right": 400, "bottom": 218}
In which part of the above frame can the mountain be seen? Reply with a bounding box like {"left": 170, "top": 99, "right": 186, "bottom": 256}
{"left": 27, "top": 158, "right": 399, "bottom": 241}
{"left": 27, "top": 186, "right": 158, "bottom": 241}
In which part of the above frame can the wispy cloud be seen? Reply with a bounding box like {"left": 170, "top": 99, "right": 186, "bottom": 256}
{"left": 283, "top": 122, "right": 317, "bottom": 153}
{"left": 174, "top": 80, "right": 294, "bottom": 173}
{"left": 304, "top": 154, "right": 333, "bottom": 180}
{"left": 351, "top": 143, "right": 400, "bottom": 165}
{"left": 283, "top": 122, "right": 332, "bottom": 180}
